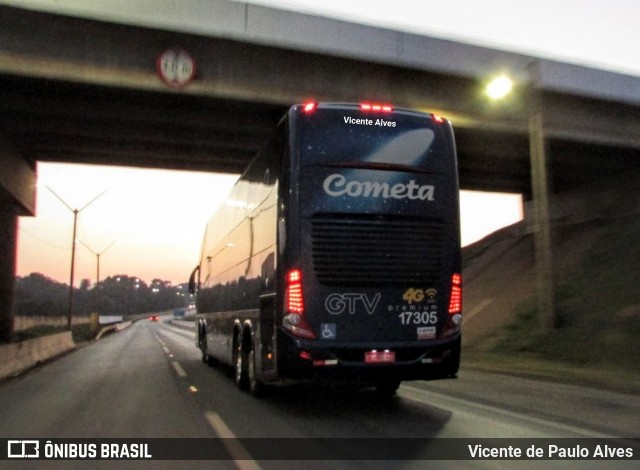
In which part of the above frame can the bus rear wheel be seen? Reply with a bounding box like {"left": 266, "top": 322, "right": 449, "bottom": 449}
{"left": 235, "top": 345, "right": 250, "bottom": 391}
{"left": 442, "top": 337, "right": 461, "bottom": 377}
{"left": 202, "top": 346, "right": 217, "bottom": 367}
{"left": 374, "top": 378, "right": 401, "bottom": 397}
{"left": 247, "top": 348, "right": 266, "bottom": 397}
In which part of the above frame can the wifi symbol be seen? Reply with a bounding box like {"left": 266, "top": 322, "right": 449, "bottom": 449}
{"left": 425, "top": 288, "right": 438, "bottom": 299}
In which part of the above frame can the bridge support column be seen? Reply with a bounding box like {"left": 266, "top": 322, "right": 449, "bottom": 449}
{"left": 528, "top": 67, "right": 556, "bottom": 332}
{"left": 0, "top": 206, "right": 17, "bottom": 342}
{"left": 0, "top": 133, "right": 37, "bottom": 341}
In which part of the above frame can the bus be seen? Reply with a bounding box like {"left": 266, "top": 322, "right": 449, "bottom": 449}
{"left": 189, "top": 102, "right": 462, "bottom": 396}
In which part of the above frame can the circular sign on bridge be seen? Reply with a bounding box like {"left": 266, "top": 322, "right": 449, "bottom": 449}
{"left": 157, "top": 48, "right": 196, "bottom": 89}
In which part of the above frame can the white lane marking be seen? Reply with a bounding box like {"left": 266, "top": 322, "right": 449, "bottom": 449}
{"left": 164, "top": 323, "right": 197, "bottom": 341}
{"left": 463, "top": 298, "right": 493, "bottom": 324}
{"left": 162, "top": 346, "right": 170, "bottom": 355}
{"left": 401, "top": 384, "right": 619, "bottom": 439}
{"left": 171, "top": 361, "right": 187, "bottom": 378}
{"left": 205, "top": 411, "right": 262, "bottom": 470}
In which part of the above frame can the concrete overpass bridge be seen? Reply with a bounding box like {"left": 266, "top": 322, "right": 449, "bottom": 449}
{"left": 1, "top": 0, "right": 639, "bottom": 339}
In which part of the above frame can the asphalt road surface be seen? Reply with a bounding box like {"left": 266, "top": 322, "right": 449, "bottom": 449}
{"left": 1, "top": 319, "right": 638, "bottom": 469}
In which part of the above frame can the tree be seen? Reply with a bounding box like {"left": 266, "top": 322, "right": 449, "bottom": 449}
{"left": 14, "top": 273, "right": 68, "bottom": 316}
{"left": 14, "top": 273, "right": 191, "bottom": 319}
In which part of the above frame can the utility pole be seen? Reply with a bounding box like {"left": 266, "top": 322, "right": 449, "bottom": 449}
{"left": 46, "top": 187, "right": 105, "bottom": 330}
{"left": 80, "top": 240, "right": 115, "bottom": 315}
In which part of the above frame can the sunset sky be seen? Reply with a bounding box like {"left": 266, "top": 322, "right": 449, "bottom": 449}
{"left": 17, "top": 164, "right": 239, "bottom": 286}
{"left": 15, "top": 0, "right": 638, "bottom": 287}
{"left": 17, "top": 163, "right": 523, "bottom": 286}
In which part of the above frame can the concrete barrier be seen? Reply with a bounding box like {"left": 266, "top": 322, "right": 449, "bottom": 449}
{"left": 95, "top": 320, "right": 132, "bottom": 340}
{"left": 13, "top": 315, "right": 91, "bottom": 331}
{"left": 0, "top": 331, "right": 75, "bottom": 379}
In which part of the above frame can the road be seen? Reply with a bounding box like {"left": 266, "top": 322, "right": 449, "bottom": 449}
{"left": 1, "top": 319, "right": 638, "bottom": 469}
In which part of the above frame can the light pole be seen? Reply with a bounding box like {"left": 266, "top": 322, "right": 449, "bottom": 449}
{"left": 484, "top": 65, "right": 556, "bottom": 331}
{"left": 79, "top": 240, "right": 115, "bottom": 314}
{"left": 46, "top": 186, "right": 105, "bottom": 330}
{"left": 525, "top": 62, "right": 556, "bottom": 332}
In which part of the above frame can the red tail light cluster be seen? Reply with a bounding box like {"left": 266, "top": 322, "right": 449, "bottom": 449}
{"left": 284, "top": 269, "right": 304, "bottom": 313}
{"left": 448, "top": 273, "right": 462, "bottom": 314}
{"left": 283, "top": 269, "right": 316, "bottom": 339}
{"left": 440, "top": 273, "right": 463, "bottom": 338}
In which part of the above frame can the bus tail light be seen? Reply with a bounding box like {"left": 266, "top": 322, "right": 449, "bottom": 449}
{"left": 442, "top": 273, "right": 462, "bottom": 337}
{"left": 285, "top": 269, "right": 304, "bottom": 313}
{"left": 448, "top": 273, "right": 462, "bottom": 314}
{"left": 283, "top": 269, "right": 316, "bottom": 339}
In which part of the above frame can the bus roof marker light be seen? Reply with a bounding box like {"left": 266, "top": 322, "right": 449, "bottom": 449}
{"left": 360, "top": 103, "right": 393, "bottom": 112}
{"left": 431, "top": 114, "right": 445, "bottom": 123}
{"left": 303, "top": 102, "right": 317, "bottom": 113}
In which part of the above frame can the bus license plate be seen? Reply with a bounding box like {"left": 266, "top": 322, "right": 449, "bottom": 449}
{"left": 365, "top": 350, "right": 395, "bottom": 364}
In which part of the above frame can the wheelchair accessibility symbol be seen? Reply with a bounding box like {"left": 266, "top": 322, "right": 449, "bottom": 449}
{"left": 320, "top": 323, "right": 336, "bottom": 340}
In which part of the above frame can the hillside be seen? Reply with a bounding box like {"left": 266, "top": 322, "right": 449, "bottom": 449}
{"left": 460, "top": 173, "right": 640, "bottom": 379}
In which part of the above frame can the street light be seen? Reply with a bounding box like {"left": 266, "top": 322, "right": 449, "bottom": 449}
{"left": 46, "top": 186, "right": 106, "bottom": 330}
{"left": 486, "top": 75, "right": 514, "bottom": 100}
{"left": 484, "top": 65, "right": 556, "bottom": 331}
{"left": 79, "top": 240, "right": 115, "bottom": 314}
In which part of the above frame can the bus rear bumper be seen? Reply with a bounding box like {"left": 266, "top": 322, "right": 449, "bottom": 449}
{"left": 277, "top": 332, "right": 461, "bottom": 383}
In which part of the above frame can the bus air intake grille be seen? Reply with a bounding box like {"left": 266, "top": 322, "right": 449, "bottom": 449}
{"left": 311, "top": 216, "right": 445, "bottom": 287}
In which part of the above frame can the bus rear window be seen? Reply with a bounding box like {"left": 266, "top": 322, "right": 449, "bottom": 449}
{"left": 300, "top": 107, "right": 454, "bottom": 174}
